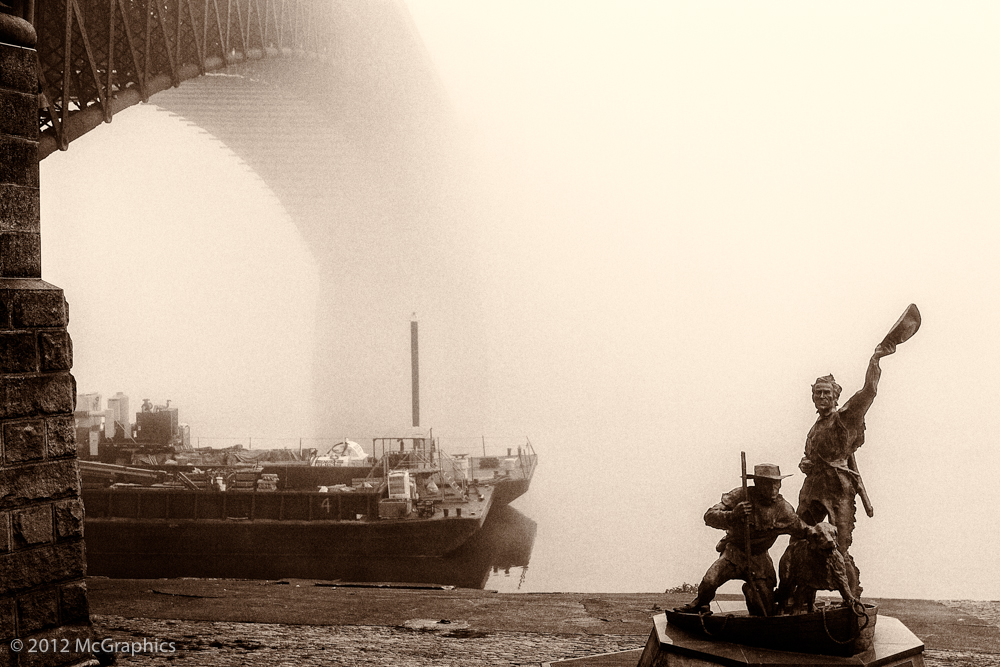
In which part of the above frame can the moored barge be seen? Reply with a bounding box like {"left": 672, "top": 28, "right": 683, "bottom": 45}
{"left": 78, "top": 320, "right": 537, "bottom": 581}
{"left": 80, "top": 430, "right": 537, "bottom": 580}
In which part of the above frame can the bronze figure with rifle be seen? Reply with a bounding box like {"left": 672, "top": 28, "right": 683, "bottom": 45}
{"left": 676, "top": 458, "right": 807, "bottom": 616}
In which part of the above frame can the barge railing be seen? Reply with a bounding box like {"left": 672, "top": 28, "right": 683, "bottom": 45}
{"left": 82, "top": 487, "right": 380, "bottom": 522}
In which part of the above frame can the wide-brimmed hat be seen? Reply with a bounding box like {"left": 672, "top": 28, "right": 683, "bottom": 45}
{"left": 748, "top": 463, "right": 792, "bottom": 480}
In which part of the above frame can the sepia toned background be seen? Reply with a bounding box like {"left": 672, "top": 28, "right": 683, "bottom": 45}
{"left": 39, "top": 2, "right": 1000, "bottom": 600}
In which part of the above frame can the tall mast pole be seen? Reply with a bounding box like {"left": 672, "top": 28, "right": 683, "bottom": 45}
{"left": 411, "top": 317, "right": 419, "bottom": 428}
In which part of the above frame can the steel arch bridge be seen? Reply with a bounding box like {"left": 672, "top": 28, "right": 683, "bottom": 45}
{"left": 16, "top": 0, "right": 339, "bottom": 157}
{"left": 4, "top": 0, "right": 488, "bottom": 439}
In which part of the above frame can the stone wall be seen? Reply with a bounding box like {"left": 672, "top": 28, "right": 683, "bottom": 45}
{"left": 1, "top": 19, "right": 95, "bottom": 667}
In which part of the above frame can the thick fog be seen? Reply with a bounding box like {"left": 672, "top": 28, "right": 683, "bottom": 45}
{"left": 403, "top": 2, "right": 1000, "bottom": 598}
{"left": 39, "top": 2, "right": 1000, "bottom": 598}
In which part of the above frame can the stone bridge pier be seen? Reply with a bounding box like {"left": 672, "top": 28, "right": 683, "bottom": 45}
{"left": 1, "top": 10, "right": 96, "bottom": 667}
{"left": 2, "top": 1, "right": 480, "bottom": 661}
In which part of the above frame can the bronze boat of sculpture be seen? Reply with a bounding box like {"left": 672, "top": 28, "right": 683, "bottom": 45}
{"left": 665, "top": 602, "right": 878, "bottom": 657}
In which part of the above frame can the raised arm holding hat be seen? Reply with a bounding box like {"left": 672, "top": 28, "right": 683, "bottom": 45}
{"left": 797, "top": 304, "right": 921, "bottom": 598}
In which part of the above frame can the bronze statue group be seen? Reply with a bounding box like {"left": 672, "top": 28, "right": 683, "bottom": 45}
{"left": 678, "top": 305, "right": 921, "bottom": 618}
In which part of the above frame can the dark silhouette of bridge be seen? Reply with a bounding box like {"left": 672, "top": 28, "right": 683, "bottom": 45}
{"left": 26, "top": 0, "right": 487, "bottom": 437}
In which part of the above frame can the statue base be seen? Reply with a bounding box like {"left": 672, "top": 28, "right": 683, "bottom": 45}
{"left": 635, "top": 610, "right": 925, "bottom": 666}
{"left": 543, "top": 607, "right": 925, "bottom": 667}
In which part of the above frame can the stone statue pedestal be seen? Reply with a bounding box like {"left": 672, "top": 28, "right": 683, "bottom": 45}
{"left": 543, "top": 602, "right": 925, "bottom": 667}
{"left": 636, "top": 606, "right": 925, "bottom": 667}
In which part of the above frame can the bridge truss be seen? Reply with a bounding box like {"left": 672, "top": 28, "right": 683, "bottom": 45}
{"left": 26, "top": 0, "right": 335, "bottom": 158}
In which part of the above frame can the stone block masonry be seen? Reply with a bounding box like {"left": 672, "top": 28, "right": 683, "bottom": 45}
{"left": 1, "top": 25, "right": 95, "bottom": 667}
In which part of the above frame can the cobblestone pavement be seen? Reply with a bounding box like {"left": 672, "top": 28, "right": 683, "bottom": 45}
{"left": 925, "top": 650, "right": 1000, "bottom": 667}
{"left": 926, "top": 602, "right": 1000, "bottom": 667}
{"left": 942, "top": 601, "right": 1000, "bottom": 631}
{"left": 92, "top": 615, "right": 645, "bottom": 666}
{"left": 92, "top": 600, "right": 1000, "bottom": 667}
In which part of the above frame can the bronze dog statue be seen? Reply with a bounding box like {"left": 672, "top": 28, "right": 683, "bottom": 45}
{"left": 775, "top": 522, "right": 856, "bottom": 615}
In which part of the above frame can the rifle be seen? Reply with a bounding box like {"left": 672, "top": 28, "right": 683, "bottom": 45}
{"left": 848, "top": 453, "right": 874, "bottom": 518}
{"left": 741, "top": 452, "right": 769, "bottom": 617}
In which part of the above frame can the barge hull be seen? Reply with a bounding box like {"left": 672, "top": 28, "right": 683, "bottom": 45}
{"left": 82, "top": 485, "right": 494, "bottom": 580}
{"left": 84, "top": 515, "right": 485, "bottom": 578}
{"left": 86, "top": 505, "right": 536, "bottom": 586}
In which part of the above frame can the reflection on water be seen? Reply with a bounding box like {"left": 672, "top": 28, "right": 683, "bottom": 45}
{"left": 313, "top": 505, "right": 537, "bottom": 590}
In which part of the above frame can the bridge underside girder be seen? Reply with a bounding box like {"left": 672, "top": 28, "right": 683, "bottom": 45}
{"left": 28, "top": 0, "right": 336, "bottom": 159}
